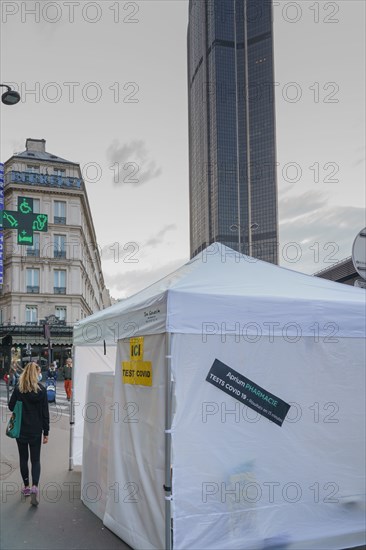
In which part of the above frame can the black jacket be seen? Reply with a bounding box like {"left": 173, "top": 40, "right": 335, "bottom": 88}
{"left": 9, "top": 384, "right": 50, "bottom": 439}
{"left": 62, "top": 365, "right": 72, "bottom": 380}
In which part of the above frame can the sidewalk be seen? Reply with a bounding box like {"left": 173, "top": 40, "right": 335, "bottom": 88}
{"left": 0, "top": 389, "right": 131, "bottom": 550}
{"left": 1, "top": 382, "right": 365, "bottom": 550}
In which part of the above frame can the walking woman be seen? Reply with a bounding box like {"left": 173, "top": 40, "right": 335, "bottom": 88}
{"left": 8, "top": 362, "right": 50, "bottom": 506}
{"left": 62, "top": 358, "right": 73, "bottom": 401}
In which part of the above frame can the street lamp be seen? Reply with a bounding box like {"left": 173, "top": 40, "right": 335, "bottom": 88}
{"left": 1, "top": 83, "right": 20, "bottom": 402}
{"left": 25, "top": 343, "right": 32, "bottom": 362}
{"left": 229, "top": 222, "right": 259, "bottom": 256}
{"left": 0, "top": 84, "right": 21, "bottom": 105}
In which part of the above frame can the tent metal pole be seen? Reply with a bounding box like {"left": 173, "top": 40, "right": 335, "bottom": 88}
{"left": 164, "top": 332, "right": 172, "bottom": 550}
{"left": 68, "top": 345, "right": 75, "bottom": 471}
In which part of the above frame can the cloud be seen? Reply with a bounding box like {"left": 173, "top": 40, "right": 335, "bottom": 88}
{"left": 99, "top": 225, "right": 177, "bottom": 262}
{"left": 279, "top": 190, "right": 329, "bottom": 223}
{"left": 353, "top": 157, "right": 365, "bottom": 167}
{"left": 99, "top": 241, "right": 141, "bottom": 263}
{"left": 279, "top": 201, "right": 366, "bottom": 274}
{"left": 106, "top": 139, "right": 162, "bottom": 186}
{"left": 104, "top": 257, "right": 186, "bottom": 299}
{"left": 144, "top": 224, "right": 177, "bottom": 247}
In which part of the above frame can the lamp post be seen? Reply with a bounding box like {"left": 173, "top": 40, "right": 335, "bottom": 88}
{"left": 230, "top": 222, "right": 259, "bottom": 256}
{"left": 1, "top": 83, "right": 20, "bottom": 402}
{"left": 0, "top": 84, "right": 20, "bottom": 105}
{"left": 44, "top": 318, "right": 52, "bottom": 369}
{"left": 25, "top": 343, "right": 32, "bottom": 362}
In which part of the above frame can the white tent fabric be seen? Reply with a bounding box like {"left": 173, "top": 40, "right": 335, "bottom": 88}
{"left": 170, "top": 334, "right": 366, "bottom": 549}
{"left": 103, "top": 334, "right": 166, "bottom": 550}
{"left": 72, "top": 244, "right": 366, "bottom": 549}
{"left": 74, "top": 244, "right": 365, "bottom": 344}
{"left": 73, "top": 346, "right": 116, "bottom": 465}
{"left": 81, "top": 371, "right": 115, "bottom": 520}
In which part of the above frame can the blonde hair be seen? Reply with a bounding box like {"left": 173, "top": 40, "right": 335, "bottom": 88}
{"left": 18, "top": 362, "right": 40, "bottom": 393}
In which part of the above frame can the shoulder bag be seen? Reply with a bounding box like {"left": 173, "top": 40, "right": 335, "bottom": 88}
{"left": 6, "top": 400, "right": 23, "bottom": 438}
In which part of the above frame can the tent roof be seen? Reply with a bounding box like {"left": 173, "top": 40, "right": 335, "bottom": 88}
{"left": 74, "top": 244, "right": 365, "bottom": 345}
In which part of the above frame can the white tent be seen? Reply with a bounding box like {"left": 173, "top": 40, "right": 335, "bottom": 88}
{"left": 73, "top": 243, "right": 366, "bottom": 550}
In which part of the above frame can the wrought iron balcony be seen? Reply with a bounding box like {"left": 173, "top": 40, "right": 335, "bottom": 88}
{"left": 54, "top": 216, "right": 66, "bottom": 225}
{"left": 0, "top": 322, "right": 74, "bottom": 342}
{"left": 54, "top": 287, "right": 66, "bottom": 294}
{"left": 26, "top": 249, "right": 40, "bottom": 257}
{"left": 54, "top": 250, "right": 66, "bottom": 259}
{"left": 26, "top": 286, "right": 40, "bottom": 293}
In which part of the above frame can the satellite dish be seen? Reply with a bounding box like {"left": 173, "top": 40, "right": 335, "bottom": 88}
{"left": 354, "top": 278, "right": 366, "bottom": 289}
{"left": 352, "top": 228, "right": 366, "bottom": 280}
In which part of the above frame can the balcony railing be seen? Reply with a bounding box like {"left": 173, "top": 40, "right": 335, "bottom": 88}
{"left": 26, "top": 249, "right": 40, "bottom": 257}
{"left": 39, "top": 318, "right": 66, "bottom": 326}
{"left": 54, "top": 287, "right": 66, "bottom": 294}
{"left": 54, "top": 216, "right": 66, "bottom": 225}
{"left": 54, "top": 250, "right": 66, "bottom": 259}
{"left": 27, "top": 286, "right": 40, "bottom": 293}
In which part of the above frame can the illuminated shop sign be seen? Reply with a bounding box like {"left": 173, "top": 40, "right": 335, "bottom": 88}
{"left": 9, "top": 170, "right": 82, "bottom": 189}
{"left": 1, "top": 196, "right": 48, "bottom": 245}
{"left": 0, "top": 163, "right": 4, "bottom": 285}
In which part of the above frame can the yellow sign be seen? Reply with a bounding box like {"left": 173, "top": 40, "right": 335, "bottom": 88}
{"left": 130, "top": 337, "right": 144, "bottom": 360}
{"left": 122, "top": 337, "right": 152, "bottom": 386}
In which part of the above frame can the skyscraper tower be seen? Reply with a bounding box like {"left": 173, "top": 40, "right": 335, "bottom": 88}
{"left": 188, "top": 0, "right": 278, "bottom": 263}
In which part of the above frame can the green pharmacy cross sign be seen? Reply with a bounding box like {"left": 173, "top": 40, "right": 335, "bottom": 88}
{"left": 0, "top": 197, "right": 48, "bottom": 245}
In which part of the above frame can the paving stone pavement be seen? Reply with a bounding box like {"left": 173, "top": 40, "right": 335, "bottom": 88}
{"left": 0, "top": 383, "right": 131, "bottom": 550}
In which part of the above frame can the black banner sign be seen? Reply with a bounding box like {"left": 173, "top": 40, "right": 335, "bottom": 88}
{"left": 206, "top": 359, "right": 291, "bottom": 427}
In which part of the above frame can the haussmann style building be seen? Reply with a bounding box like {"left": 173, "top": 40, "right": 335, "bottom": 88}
{"left": 0, "top": 138, "right": 111, "bottom": 374}
{"left": 188, "top": 0, "right": 278, "bottom": 263}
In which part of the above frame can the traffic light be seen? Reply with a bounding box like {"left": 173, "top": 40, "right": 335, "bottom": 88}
{"left": 2, "top": 335, "right": 13, "bottom": 347}
{"left": 43, "top": 324, "right": 51, "bottom": 339}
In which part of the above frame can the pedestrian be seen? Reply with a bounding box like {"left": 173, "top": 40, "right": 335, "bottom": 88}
{"left": 8, "top": 362, "right": 49, "bottom": 506}
{"left": 8, "top": 362, "right": 17, "bottom": 386}
{"left": 36, "top": 364, "right": 42, "bottom": 381}
{"left": 9, "top": 361, "right": 21, "bottom": 386}
{"left": 47, "top": 362, "right": 57, "bottom": 382}
{"left": 62, "top": 358, "right": 73, "bottom": 401}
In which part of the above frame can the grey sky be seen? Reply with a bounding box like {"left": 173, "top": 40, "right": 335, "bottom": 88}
{"left": 1, "top": 0, "right": 365, "bottom": 299}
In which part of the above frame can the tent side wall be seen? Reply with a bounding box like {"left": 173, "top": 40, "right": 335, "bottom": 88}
{"left": 72, "top": 245, "right": 366, "bottom": 547}
{"left": 171, "top": 333, "right": 366, "bottom": 550}
{"left": 73, "top": 345, "right": 117, "bottom": 466}
{"left": 81, "top": 371, "right": 115, "bottom": 519}
{"left": 103, "top": 334, "right": 167, "bottom": 550}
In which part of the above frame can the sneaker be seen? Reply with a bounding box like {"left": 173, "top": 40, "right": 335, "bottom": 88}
{"left": 30, "top": 486, "right": 39, "bottom": 506}
{"left": 21, "top": 487, "right": 31, "bottom": 497}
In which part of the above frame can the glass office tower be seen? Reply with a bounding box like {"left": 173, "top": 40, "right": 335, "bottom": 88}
{"left": 188, "top": 0, "right": 278, "bottom": 263}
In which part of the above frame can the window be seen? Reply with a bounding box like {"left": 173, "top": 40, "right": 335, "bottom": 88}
{"left": 54, "top": 168, "right": 65, "bottom": 176}
{"left": 55, "top": 306, "right": 67, "bottom": 322}
{"left": 54, "top": 201, "right": 66, "bottom": 224}
{"left": 26, "top": 305, "right": 38, "bottom": 324}
{"left": 54, "top": 235, "right": 66, "bottom": 258}
{"left": 26, "top": 165, "right": 40, "bottom": 173}
{"left": 26, "top": 268, "right": 40, "bottom": 293}
{"left": 26, "top": 233, "right": 40, "bottom": 256}
{"left": 32, "top": 199, "right": 40, "bottom": 214}
{"left": 54, "top": 270, "right": 66, "bottom": 294}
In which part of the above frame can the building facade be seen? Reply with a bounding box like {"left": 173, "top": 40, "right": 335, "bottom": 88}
{"left": 314, "top": 257, "right": 361, "bottom": 286}
{"left": 0, "top": 138, "right": 111, "bottom": 373}
{"left": 188, "top": 0, "right": 278, "bottom": 262}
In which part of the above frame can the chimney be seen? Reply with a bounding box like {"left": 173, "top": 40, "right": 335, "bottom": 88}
{"left": 26, "top": 138, "right": 46, "bottom": 153}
